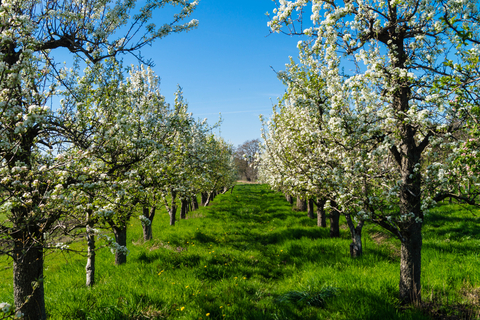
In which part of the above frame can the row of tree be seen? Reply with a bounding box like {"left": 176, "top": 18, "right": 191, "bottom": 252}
{"left": 0, "top": 1, "right": 237, "bottom": 319}
{"left": 259, "top": 0, "right": 480, "bottom": 306}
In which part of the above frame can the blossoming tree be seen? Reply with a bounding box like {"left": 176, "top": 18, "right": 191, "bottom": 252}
{"left": 0, "top": 0, "right": 198, "bottom": 318}
{"left": 268, "top": 0, "right": 480, "bottom": 304}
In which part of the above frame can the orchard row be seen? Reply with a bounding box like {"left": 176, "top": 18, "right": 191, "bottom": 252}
{"left": 257, "top": 0, "right": 480, "bottom": 309}
{"left": 0, "top": 1, "right": 238, "bottom": 319}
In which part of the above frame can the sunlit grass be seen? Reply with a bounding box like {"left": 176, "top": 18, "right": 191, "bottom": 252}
{"left": 1, "top": 185, "right": 479, "bottom": 319}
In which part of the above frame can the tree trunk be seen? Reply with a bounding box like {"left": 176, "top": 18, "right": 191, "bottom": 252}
{"left": 396, "top": 139, "right": 423, "bottom": 304}
{"left": 329, "top": 201, "right": 340, "bottom": 238}
{"left": 386, "top": 22, "right": 425, "bottom": 304}
{"left": 296, "top": 196, "right": 307, "bottom": 211}
{"left": 169, "top": 206, "right": 176, "bottom": 225}
{"left": 112, "top": 226, "right": 127, "bottom": 265}
{"left": 399, "top": 221, "right": 422, "bottom": 304}
{"left": 180, "top": 199, "right": 188, "bottom": 219}
{"left": 285, "top": 193, "right": 293, "bottom": 204}
{"left": 85, "top": 225, "right": 96, "bottom": 287}
{"left": 142, "top": 207, "right": 155, "bottom": 241}
{"left": 169, "top": 204, "right": 177, "bottom": 226}
{"left": 315, "top": 198, "right": 327, "bottom": 227}
{"left": 165, "top": 191, "right": 178, "bottom": 226}
{"left": 307, "top": 198, "right": 315, "bottom": 219}
{"left": 13, "top": 240, "right": 46, "bottom": 320}
{"left": 142, "top": 223, "right": 152, "bottom": 241}
{"left": 345, "top": 214, "right": 364, "bottom": 258}
{"left": 204, "top": 195, "right": 211, "bottom": 206}
{"left": 191, "top": 195, "right": 199, "bottom": 211}
{"left": 201, "top": 192, "right": 208, "bottom": 206}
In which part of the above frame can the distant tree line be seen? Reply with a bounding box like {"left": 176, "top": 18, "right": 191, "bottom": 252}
{"left": 233, "top": 139, "right": 260, "bottom": 182}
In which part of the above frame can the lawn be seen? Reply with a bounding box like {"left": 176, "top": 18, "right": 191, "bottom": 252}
{"left": 0, "top": 184, "right": 479, "bottom": 319}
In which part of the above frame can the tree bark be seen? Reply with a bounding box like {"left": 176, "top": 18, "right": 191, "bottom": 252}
{"left": 345, "top": 214, "right": 364, "bottom": 258}
{"left": 142, "top": 223, "right": 152, "bottom": 241}
{"left": 112, "top": 226, "right": 127, "bottom": 265}
{"left": 399, "top": 221, "right": 422, "bottom": 304}
{"left": 142, "top": 207, "right": 155, "bottom": 241}
{"left": 85, "top": 225, "right": 96, "bottom": 287}
{"left": 201, "top": 192, "right": 208, "bottom": 206}
{"left": 296, "top": 196, "right": 307, "bottom": 211}
{"left": 191, "top": 195, "right": 199, "bottom": 211}
{"left": 165, "top": 191, "right": 178, "bottom": 226}
{"left": 307, "top": 198, "right": 315, "bottom": 219}
{"left": 180, "top": 199, "right": 188, "bottom": 219}
{"left": 394, "top": 130, "right": 424, "bottom": 304}
{"left": 285, "top": 194, "right": 293, "bottom": 205}
{"left": 315, "top": 198, "right": 327, "bottom": 227}
{"left": 13, "top": 241, "right": 46, "bottom": 320}
{"left": 329, "top": 201, "right": 340, "bottom": 238}
{"left": 169, "top": 206, "right": 176, "bottom": 225}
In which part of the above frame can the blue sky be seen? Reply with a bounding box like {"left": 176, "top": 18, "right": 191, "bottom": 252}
{"left": 137, "top": 0, "right": 305, "bottom": 147}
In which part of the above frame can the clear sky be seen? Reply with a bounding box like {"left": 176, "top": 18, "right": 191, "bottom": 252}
{"left": 137, "top": 0, "right": 305, "bottom": 147}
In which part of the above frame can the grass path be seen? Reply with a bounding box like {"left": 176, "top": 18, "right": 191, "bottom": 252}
{"left": 1, "top": 184, "right": 479, "bottom": 319}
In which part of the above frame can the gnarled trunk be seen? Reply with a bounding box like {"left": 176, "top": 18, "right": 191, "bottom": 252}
{"left": 316, "top": 198, "right": 327, "bottom": 227}
{"left": 329, "top": 201, "right": 340, "bottom": 238}
{"left": 399, "top": 222, "right": 422, "bottom": 304}
{"left": 296, "top": 196, "right": 307, "bottom": 211}
{"left": 180, "top": 199, "right": 188, "bottom": 219}
{"left": 142, "top": 207, "right": 155, "bottom": 241}
{"left": 285, "top": 194, "right": 293, "bottom": 205}
{"left": 112, "top": 226, "right": 127, "bottom": 265}
{"left": 307, "top": 198, "right": 315, "bottom": 219}
{"left": 142, "top": 223, "right": 152, "bottom": 241}
{"left": 13, "top": 240, "right": 46, "bottom": 320}
{"left": 345, "top": 214, "right": 364, "bottom": 258}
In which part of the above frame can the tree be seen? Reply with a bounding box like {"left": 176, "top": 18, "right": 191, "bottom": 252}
{"left": 234, "top": 139, "right": 260, "bottom": 181}
{"left": 197, "top": 135, "right": 237, "bottom": 205}
{"left": 0, "top": 0, "right": 198, "bottom": 318}
{"left": 257, "top": 51, "right": 344, "bottom": 236}
{"left": 268, "top": 0, "right": 480, "bottom": 304}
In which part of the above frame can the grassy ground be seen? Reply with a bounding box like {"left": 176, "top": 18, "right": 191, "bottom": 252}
{"left": 1, "top": 184, "right": 479, "bottom": 319}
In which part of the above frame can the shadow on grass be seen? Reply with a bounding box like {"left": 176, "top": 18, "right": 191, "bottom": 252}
{"left": 135, "top": 184, "right": 403, "bottom": 282}
{"left": 424, "top": 207, "right": 480, "bottom": 239}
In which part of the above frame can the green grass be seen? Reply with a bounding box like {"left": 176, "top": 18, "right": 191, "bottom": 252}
{"left": 1, "top": 184, "right": 479, "bottom": 319}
